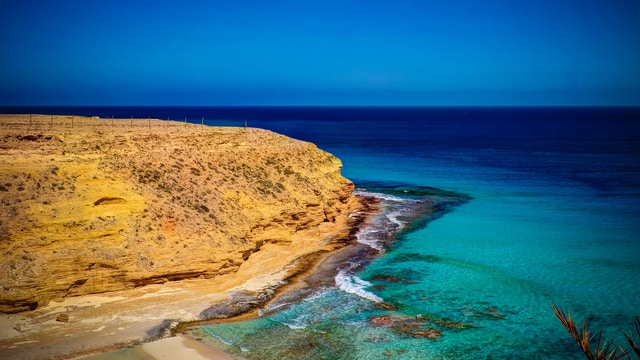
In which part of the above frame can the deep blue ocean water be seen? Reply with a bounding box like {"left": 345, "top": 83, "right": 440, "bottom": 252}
{"left": 6, "top": 107, "right": 640, "bottom": 359}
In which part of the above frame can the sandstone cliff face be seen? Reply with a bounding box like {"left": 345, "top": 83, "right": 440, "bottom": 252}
{"left": 0, "top": 115, "right": 360, "bottom": 313}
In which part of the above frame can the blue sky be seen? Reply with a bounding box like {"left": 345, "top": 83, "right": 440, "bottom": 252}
{"left": 1, "top": 0, "right": 639, "bottom": 106}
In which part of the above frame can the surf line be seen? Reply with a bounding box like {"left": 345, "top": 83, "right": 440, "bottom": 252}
{"left": 332, "top": 190, "right": 417, "bottom": 309}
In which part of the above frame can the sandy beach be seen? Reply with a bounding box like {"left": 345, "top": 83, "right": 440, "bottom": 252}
{"left": 69, "top": 334, "right": 245, "bottom": 360}
{"left": 140, "top": 336, "right": 242, "bottom": 360}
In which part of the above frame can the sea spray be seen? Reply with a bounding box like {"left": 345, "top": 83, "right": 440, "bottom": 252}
{"left": 334, "top": 270, "right": 383, "bottom": 303}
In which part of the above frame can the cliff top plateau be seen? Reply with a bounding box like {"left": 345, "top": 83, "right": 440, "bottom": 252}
{"left": 0, "top": 114, "right": 366, "bottom": 359}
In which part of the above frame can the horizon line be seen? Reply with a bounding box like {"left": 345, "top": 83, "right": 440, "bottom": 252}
{"left": 2, "top": 104, "right": 640, "bottom": 109}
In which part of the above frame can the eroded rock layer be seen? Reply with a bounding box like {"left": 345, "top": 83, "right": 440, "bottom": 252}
{"left": 0, "top": 115, "right": 362, "bottom": 313}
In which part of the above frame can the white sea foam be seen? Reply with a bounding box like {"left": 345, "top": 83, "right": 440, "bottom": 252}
{"left": 281, "top": 321, "right": 307, "bottom": 330}
{"left": 206, "top": 332, "right": 234, "bottom": 346}
{"left": 355, "top": 227, "right": 384, "bottom": 250}
{"left": 385, "top": 209, "right": 406, "bottom": 229}
{"left": 270, "top": 315, "right": 309, "bottom": 330}
{"left": 258, "top": 301, "right": 291, "bottom": 316}
{"left": 354, "top": 189, "right": 405, "bottom": 202}
{"left": 335, "top": 270, "right": 383, "bottom": 303}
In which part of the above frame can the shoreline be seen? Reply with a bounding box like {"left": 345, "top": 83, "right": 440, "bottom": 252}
{"left": 0, "top": 201, "right": 374, "bottom": 360}
{"left": 62, "top": 201, "right": 379, "bottom": 360}
{"left": 81, "top": 196, "right": 380, "bottom": 360}
{"left": 0, "top": 114, "right": 374, "bottom": 360}
{"left": 70, "top": 196, "right": 381, "bottom": 360}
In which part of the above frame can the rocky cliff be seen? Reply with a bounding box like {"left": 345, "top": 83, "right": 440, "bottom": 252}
{"left": 0, "top": 115, "right": 362, "bottom": 314}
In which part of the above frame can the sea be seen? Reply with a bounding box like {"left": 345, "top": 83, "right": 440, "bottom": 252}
{"left": 4, "top": 106, "right": 640, "bottom": 359}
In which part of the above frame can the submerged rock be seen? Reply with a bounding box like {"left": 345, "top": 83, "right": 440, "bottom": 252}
{"left": 369, "top": 315, "right": 395, "bottom": 327}
{"left": 388, "top": 253, "right": 441, "bottom": 264}
{"left": 369, "top": 274, "right": 416, "bottom": 284}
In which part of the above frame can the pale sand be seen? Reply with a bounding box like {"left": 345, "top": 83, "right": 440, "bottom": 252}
{"left": 141, "top": 336, "right": 242, "bottom": 360}
{"left": 70, "top": 335, "right": 244, "bottom": 360}
{"left": 0, "top": 264, "right": 299, "bottom": 359}
{"left": 0, "top": 236, "right": 372, "bottom": 360}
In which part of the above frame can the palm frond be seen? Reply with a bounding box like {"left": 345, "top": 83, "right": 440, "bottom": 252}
{"left": 552, "top": 304, "right": 595, "bottom": 360}
{"left": 622, "top": 318, "right": 640, "bottom": 357}
{"left": 551, "top": 304, "right": 626, "bottom": 360}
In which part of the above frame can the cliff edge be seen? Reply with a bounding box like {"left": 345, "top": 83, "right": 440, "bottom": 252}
{"left": 0, "top": 115, "right": 362, "bottom": 315}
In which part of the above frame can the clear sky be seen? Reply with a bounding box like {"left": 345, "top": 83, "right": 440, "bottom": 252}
{"left": 1, "top": 0, "right": 639, "bottom": 106}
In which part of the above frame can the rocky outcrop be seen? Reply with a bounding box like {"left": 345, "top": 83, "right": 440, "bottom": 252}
{"left": 0, "top": 115, "right": 362, "bottom": 314}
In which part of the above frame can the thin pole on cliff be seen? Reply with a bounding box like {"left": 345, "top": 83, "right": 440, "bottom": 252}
{"left": 202, "top": 116, "right": 204, "bottom": 126}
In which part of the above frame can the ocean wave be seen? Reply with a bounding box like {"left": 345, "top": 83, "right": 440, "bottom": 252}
{"left": 335, "top": 270, "right": 383, "bottom": 303}
{"left": 385, "top": 209, "right": 406, "bottom": 230}
{"left": 354, "top": 189, "right": 405, "bottom": 202}
{"left": 355, "top": 227, "right": 385, "bottom": 251}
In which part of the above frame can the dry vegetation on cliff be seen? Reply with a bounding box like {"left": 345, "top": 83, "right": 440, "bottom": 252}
{"left": 0, "top": 115, "right": 363, "bottom": 359}
{"left": 0, "top": 114, "right": 365, "bottom": 359}
{"left": 0, "top": 115, "right": 360, "bottom": 312}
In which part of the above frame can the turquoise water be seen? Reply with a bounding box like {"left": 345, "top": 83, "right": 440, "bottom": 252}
{"left": 199, "top": 175, "right": 639, "bottom": 358}
{"left": 14, "top": 107, "right": 638, "bottom": 358}
{"left": 194, "top": 108, "right": 640, "bottom": 359}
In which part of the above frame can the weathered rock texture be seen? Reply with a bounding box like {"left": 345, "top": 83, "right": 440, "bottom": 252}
{"left": 0, "top": 115, "right": 361, "bottom": 314}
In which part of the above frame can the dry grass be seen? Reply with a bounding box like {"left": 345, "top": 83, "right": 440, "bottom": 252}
{"left": 0, "top": 114, "right": 359, "bottom": 312}
{"left": 552, "top": 304, "right": 640, "bottom": 359}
